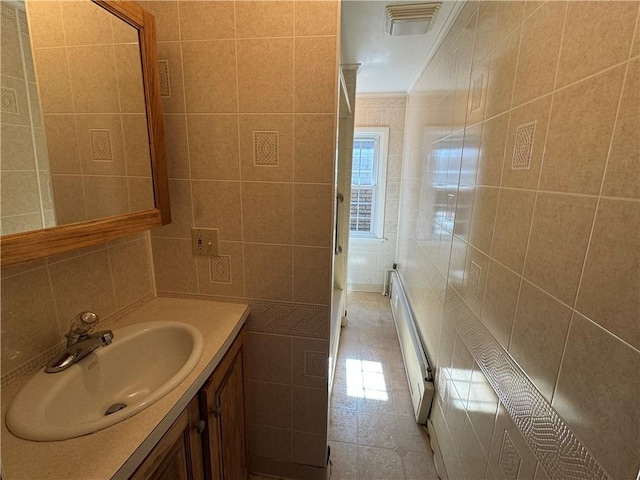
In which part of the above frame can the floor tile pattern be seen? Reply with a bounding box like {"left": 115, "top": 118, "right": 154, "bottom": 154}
{"left": 328, "top": 292, "right": 439, "bottom": 480}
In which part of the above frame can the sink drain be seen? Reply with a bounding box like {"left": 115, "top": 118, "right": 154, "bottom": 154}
{"left": 105, "top": 403, "right": 127, "bottom": 416}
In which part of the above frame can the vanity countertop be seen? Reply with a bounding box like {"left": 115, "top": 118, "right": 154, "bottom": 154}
{"left": 1, "top": 297, "right": 250, "bottom": 480}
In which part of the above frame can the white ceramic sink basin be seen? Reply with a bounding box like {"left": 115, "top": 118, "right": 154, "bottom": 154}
{"left": 6, "top": 321, "right": 203, "bottom": 441}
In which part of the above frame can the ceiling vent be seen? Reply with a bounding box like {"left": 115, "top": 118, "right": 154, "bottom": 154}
{"left": 384, "top": 3, "right": 442, "bottom": 36}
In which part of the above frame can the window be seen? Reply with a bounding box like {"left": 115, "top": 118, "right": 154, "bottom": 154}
{"left": 349, "top": 127, "right": 389, "bottom": 239}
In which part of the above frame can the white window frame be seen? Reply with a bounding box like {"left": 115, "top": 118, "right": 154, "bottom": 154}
{"left": 349, "top": 126, "right": 389, "bottom": 240}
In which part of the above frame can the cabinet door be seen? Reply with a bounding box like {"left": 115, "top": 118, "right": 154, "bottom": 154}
{"left": 130, "top": 397, "right": 204, "bottom": 480}
{"left": 201, "top": 330, "right": 247, "bottom": 480}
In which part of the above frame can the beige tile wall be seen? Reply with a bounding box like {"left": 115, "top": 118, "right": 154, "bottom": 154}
{"left": 397, "top": 2, "right": 640, "bottom": 479}
{"left": 0, "top": 2, "right": 54, "bottom": 234}
{"left": 143, "top": 0, "right": 339, "bottom": 473}
{"left": 1, "top": 2, "right": 338, "bottom": 475}
{"left": 2, "top": 2, "right": 156, "bottom": 384}
{"left": 1, "top": 232, "right": 154, "bottom": 381}
{"left": 347, "top": 96, "right": 406, "bottom": 291}
{"left": 27, "top": 0, "right": 153, "bottom": 225}
{"left": 148, "top": 0, "right": 337, "bottom": 306}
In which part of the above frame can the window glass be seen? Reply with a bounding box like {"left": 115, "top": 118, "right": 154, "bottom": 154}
{"left": 349, "top": 129, "right": 388, "bottom": 238}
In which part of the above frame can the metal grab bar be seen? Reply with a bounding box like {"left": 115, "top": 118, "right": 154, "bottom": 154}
{"left": 334, "top": 193, "right": 344, "bottom": 255}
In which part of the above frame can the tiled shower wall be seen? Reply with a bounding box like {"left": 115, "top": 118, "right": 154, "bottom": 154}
{"left": 347, "top": 96, "right": 405, "bottom": 291}
{"left": 397, "top": 2, "right": 639, "bottom": 479}
{"left": 26, "top": 0, "right": 154, "bottom": 224}
{"left": 0, "top": 2, "right": 54, "bottom": 234}
{"left": 141, "top": 1, "right": 339, "bottom": 473}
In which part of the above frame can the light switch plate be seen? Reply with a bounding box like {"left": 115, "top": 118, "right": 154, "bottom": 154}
{"left": 191, "top": 228, "right": 219, "bottom": 257}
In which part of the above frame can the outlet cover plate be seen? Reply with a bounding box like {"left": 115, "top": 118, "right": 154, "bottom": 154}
{"left": 191, "top": 228, "right": 219, "bottom": 257}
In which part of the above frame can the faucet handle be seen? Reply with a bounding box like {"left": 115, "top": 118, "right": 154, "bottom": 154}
{"left": 66, "top": 311, "right": 100, "bottom": 345}
{"left": 77, "top": 311, "right": 99, "bottom": 327}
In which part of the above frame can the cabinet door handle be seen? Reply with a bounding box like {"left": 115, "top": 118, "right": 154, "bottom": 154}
{"left": 195, "top": 420, "right": 205, "bottom": 434}
{"left": 211, "top": 406, "right": 221, "bottom": 418}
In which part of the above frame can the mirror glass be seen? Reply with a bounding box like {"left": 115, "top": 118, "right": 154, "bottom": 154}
{"left": 0, "top": 0, "right": 154, "bottom": 236}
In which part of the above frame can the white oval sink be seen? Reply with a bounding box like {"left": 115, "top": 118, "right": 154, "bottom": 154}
{"left": 6, "top": 321, "right": 203, "bottom": 441}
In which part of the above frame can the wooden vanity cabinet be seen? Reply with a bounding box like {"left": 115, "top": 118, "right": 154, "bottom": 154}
{"left": 130, "top": 328, "right": 247, "bottom": 480}
{"left": 199, "top": 328, "right": 248, "bottom": 480}
{"left": 130, "top": 397, "right": 205, "bottom": 480}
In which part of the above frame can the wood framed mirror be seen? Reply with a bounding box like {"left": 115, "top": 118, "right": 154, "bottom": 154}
{"left": 0, "top": 0, "right": 170, "bottom": 267}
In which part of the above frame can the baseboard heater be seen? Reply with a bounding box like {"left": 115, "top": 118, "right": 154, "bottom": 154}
{"left": 389, "top": 271, "right": 434, "bottom": 424}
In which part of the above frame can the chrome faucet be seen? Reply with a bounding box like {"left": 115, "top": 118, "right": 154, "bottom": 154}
{"left": 45, "top": 311, "right": 114, "bottom": 374}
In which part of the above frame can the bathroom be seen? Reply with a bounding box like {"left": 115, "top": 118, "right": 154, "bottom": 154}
{"left": 1, "top": 0, "right": 638, "bottom": 479}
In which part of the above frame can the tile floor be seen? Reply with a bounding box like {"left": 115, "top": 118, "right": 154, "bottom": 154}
{"left": 328, "top": 291, "right": 439, "bottom": 480}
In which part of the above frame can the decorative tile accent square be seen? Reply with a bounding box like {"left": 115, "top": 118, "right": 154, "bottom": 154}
{"left": 471, "top": 74, "right": 484, "bottom": 112}
{"left": 17, "top": 9, "right": 28, "bottom": 33}
{"left": 158, "top": 60, "right": 171, "bottom": 97}
{"left": 1, "top": 87, "right": 18, "bottom": 114}
{"left": 253, "top": 131, "right": 279, "bottom": 166}
{"left": 209, "top": 255, "right": 231, "bottom": 284}
{"left": 512, "top": 121, "right": 536, "bottom": 170}
{"left": 89, "top": 129, "right": 112, "bottom": 161}
{"left": 467, "top": 261, "right": 481, "bottom": 298}
{"left": 499, "top": 431, "right": 522, "bottom": 480}
{"left": 445, "top": 193, "right": 455, "bottom": 221}
{"left": 1, "top": 3, "right": 17, "bottom": 30}
{"left": 304, "top": 351, "right": 327, "bottom": 378}
{"left": 394, "top": 445, "right": 409, "bottom": 458}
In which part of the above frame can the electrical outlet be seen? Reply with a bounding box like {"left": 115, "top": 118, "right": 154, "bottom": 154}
{"left": 191, "top": 228, "right": 219, "bottom": 257}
